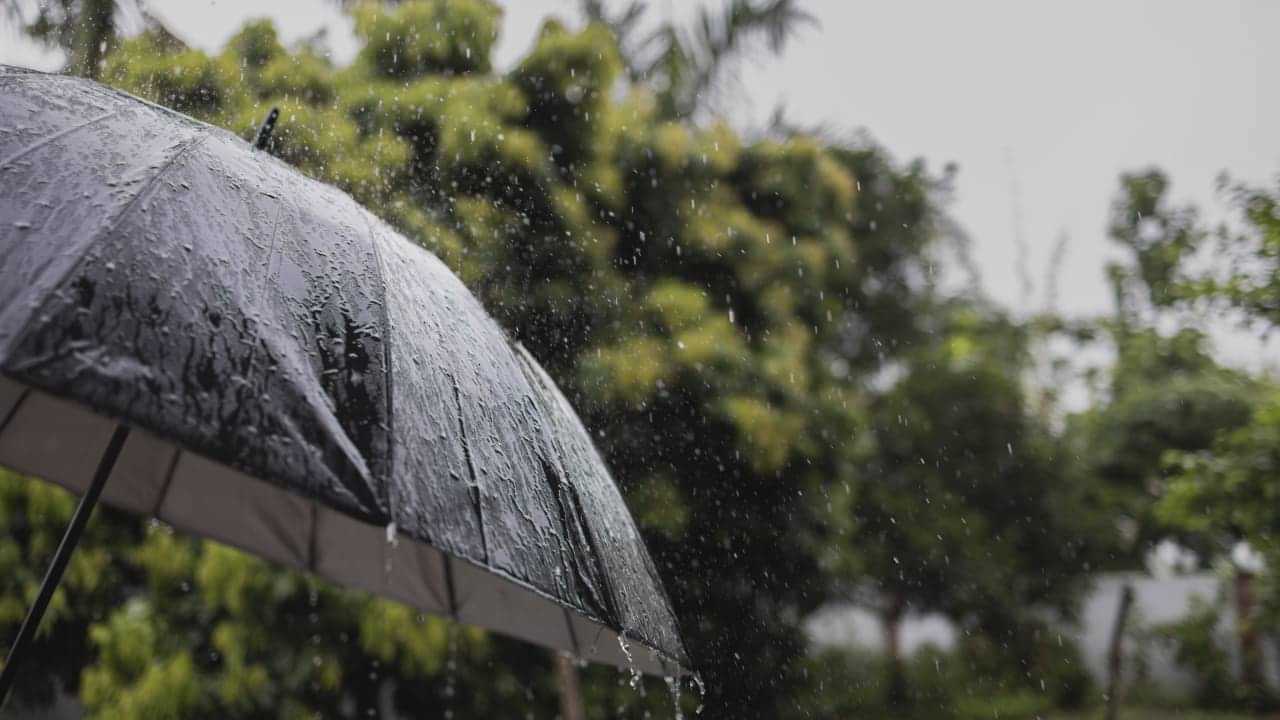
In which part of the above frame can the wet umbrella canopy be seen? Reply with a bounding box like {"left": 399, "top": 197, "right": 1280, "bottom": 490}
{"left": 0, "top": 65, "right": 687, "bottom": 691}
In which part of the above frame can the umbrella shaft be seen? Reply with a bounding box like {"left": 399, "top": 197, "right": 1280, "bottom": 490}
{"left": 0, "top": 424, "right": 130, "bottom": 706}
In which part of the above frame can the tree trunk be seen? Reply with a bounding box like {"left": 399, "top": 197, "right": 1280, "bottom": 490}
{"left": 883, "top": 592, "right": 907, "bottom": 705}
{"left": 1104, "top": 583, "right": 1135, "bottom": 720}
{"left": 553, "top": 652, "right": 585, "bottom": 720}
{"left": 1235, "top": 569, "right": 1263, "bottom": 691}
{"left": 73, "top": 0, "right": 114, "bottom": 80}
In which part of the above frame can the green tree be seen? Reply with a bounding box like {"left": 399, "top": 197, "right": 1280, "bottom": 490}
{"left": 824, "top": 302, "right": 1103, "bottom": 710}
{"left": 1136, "top": 171, "right": 1280, "bottom": 704}
{"left": 1043, "top": 167, "right": 1277, "bottom": 707}
{"left": 1069, "top": 171, "right": 1258, "bottom": 568}
{"left": 1106, "top": 167, "right": 1280, "bottom": 331}
{"left": 1190, "top": 175, "right": 1280, "bottom": 329}
{"left": 1070, "top": 327, "right": 1256, "bottom": 565}
{"left": 1159, "top": 392, "right": 1280, "bottom": 706}
{"left": 1105, "top": 169, "right": 1205, "bottom": 318}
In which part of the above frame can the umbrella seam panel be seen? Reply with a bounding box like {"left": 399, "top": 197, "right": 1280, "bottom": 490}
{"left": 3, "top": 129, "right": 213, "bottom": 360}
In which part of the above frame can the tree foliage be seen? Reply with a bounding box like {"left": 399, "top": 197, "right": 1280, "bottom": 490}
{"left": 579, "top": 0, "right": 815, "bottom": 120}
{"left": 1161, "top": 389, "right": 1280, "bottom": 621}
{"left": 1193, "top": 176, "right": 1280, "bottom": 329}
{"left": 1065, "top": 172, "right": 1262, "bottom": 569}
{"left": 1107, "top": 167, "right": 1280, "bottom": 331}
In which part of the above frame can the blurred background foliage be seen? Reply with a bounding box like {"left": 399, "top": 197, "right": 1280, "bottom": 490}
{"left": 1, "top": 1, "right": 1278, "bottom": 718}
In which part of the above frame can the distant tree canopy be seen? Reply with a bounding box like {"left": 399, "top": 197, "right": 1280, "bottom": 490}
{"left": 1161, "top": 388, "right": 1280, "bottom": 613}
{"left": 1141, "top": 172, "right": 1280, "bottom": 663}
{"left": 1112, "top": 170, "right": 1280, "bottom": 707}
{"left": 1191, "top": 175, "right": 1280, "bottom": 330}
{"left": 1107, "top": 167, "right": 1280, "bottom": 331}
{"left": 802, "top": 297, "right": 1109, "bottom": 713}
{"left": 856, "top": 303, "right": 1103, "bottom": 622}
{"left": 1069, "top": 325, "right": 1256, "bottom": 566}
{"left": 1054, "top": 171, "right": 1263, "bottom": 572}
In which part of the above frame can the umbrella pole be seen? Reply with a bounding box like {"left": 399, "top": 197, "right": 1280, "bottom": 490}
{"left": 0, "top": 424, "right": 130, "bottom": 705}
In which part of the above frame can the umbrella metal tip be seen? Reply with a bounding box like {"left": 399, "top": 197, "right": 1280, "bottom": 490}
{"left": 254, "top": 107, "right": 280, "bottom": 151}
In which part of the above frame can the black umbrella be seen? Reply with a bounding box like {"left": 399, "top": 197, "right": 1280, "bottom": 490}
{"left": 0, "top": 65, "right": 687, "bottom": 698}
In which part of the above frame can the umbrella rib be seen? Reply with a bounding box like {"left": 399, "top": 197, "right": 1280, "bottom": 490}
{"left": 149, "top": 447, "right": 182, "bottom": 516}
{"left": 443, "top": 553, "right": 459, "bottom": 620}
{"left": 562, "top": 606, "right": 582, "bottom": 658}
{"left": 306, "top": 500, "right": 318, "bottom": 572}
{"left": 0, "top": 386, "right": 31, "bottom": 436}
{"left": 0, "top": 424, "right": 130, "bottom": 702}
{"left": 358, "top": 211, "right": 395, "bottom": 517}
{"left": 242, "top": 200, "right": 286, "bottom": 376}
{"left": 451, "top": 380, "right": 489, "bottom": 564}
{"left": 0, "top": 109, "right": 118, "bottom": 169}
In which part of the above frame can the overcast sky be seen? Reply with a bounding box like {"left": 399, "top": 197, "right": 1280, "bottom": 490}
{"left": 3, "top": 0, "right": 1276, "bottom": 364}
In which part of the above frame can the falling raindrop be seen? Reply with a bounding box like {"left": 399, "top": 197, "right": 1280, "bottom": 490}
{"left": 443, "top": 623, "right": 458, "bottom": 718}
{"left": 384, "top": 522, "right": 398, "bottom": 574}
{"left": 617, "top": 633, "right": 642, "bottom": 690}
{"left": 691, "top": 674, "right": 706, "bottom": 715}
{"left": 665, "top": 675, "right": 684, "bottom": 720}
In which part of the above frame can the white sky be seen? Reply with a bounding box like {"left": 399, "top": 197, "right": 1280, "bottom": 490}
{"left": 3, "top": 0, "right": 1276, "bottom": 366}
